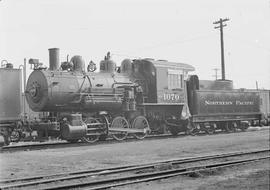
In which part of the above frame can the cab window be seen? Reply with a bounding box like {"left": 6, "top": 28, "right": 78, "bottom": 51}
{"left": 168, "top": 69, "right": 183, "bottom": 89}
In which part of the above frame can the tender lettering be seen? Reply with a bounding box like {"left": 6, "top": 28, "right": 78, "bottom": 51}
{"left": 205, "top": 100, "right": 254, "bottom": 106}
{"left": 236, "top": 101, "right": 254, "bottom": 105}
{"left": 205, "top": 100, "right": 233, "bottom": 105}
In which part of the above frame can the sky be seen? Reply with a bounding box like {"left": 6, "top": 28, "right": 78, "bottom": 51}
{"left": 0, "top": 0, "right": 269, "bottom": 89}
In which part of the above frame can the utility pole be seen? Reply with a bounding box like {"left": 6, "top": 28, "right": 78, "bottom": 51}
{"left": 212, "top": 68, "right": 220, "bottom": 80}
{"left": 213, "top": 18, "right": 230, "bottom": 80}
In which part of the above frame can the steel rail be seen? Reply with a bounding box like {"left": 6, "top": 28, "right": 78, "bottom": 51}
{"left": 83, "top": 156, "right": 270, "bottom": 190}
{"left": 0, "top": 149, "right": 269, "bottom": 189}
{"left": 1, "top": 148, "right": 268, "bottom": 184}
{"left": 0, "top": 134, "right": 174, "bottom": 152}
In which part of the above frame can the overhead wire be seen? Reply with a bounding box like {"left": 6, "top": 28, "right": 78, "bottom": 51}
{"left": 226, "top": 34, "right": 270, "bottom": 53}
{"left": 111, "top": 32, "right": 217, "bottom": 59}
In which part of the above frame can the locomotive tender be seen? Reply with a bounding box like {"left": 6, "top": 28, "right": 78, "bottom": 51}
{"left": 187, "top": 78, "right": 262, "bottom": 134}
{"left": 0, "top": 48, "right": 267, "bottom": 145}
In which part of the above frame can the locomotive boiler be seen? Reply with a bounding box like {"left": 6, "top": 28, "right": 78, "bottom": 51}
{"left": 26, "top": 50, "right": 133, "bottom": 113}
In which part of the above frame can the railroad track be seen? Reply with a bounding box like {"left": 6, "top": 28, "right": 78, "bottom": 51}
{"left": 0, "top": 133, "right": 174, "bottom": 152}
{"left": 0, "top": 149, "right": 269, "bottom": 190}
{"left": 2, "top": 127, "right": 267, "bottom": 152}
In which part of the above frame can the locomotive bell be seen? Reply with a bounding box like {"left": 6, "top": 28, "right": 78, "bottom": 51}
{"left": 61, "top": 61, "right": 73, "bottom": 71}
{"left": 70, "top": 55, "right": 85, "bottom": 72}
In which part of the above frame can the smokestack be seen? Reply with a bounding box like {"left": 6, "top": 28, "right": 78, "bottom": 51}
{"left": 48, "top": 48, "right": 59, "bottom": 70}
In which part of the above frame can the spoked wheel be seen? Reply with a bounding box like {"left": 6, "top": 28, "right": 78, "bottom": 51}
{"left": 131, "top": 116, "right": 150, "bottom": 140}
{"left": 10, "top": 122, "right": 23, "bottom": 143}
{"left": 110, "top": 116, "right": 129, "bottom": 141}
{"left": 225, "top": 122, "right": 236, "bottom": 133}
{"left": 189, "top": 123, "right": 200, "bottom": 136}
{"left": 239, "top": 122, "right": 249, "bottom": 132}
{"left": 10, "top": 129, "right": 22, "bottom": 142}
{"left": 81, "top": 117, "right": 100, "bottom": 143}
{"left": 225, "top": 122, "right": 231, "bottom": 132}
{"left": 231, "top": 122, "right": 238, "bottom": 132}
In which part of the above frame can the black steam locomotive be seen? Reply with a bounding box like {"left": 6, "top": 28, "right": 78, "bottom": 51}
{"left": 24, "top": 48, "right": 263, "bottom": 143}
{"left": 25, "top": 48, "right": 195, "bottom": 142}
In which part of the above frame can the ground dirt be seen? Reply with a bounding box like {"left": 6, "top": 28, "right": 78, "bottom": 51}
{"left": 113, "top": 158, "right": 269, "bottom": 190}
{"left": 0, "top": 128, "right": 269, "bottom": 189}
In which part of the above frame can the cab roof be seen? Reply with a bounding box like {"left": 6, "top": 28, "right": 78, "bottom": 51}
{"left": 142, "top": 59, "right": 195, "bottom": 71}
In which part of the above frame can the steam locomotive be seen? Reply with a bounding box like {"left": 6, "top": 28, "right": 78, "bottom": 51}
{"left": 25, "top": 48, "right": 195, "bottom": 142}
{"left": 0, "top": 48, "right": 267, "bottom": 145}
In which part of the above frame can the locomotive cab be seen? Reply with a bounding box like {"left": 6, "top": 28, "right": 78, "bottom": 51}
{"left": 130, "top": 59, "right": 195, "bottom": 104}
{"left": 129, "top": 59, "right": 195, "bottom": 135}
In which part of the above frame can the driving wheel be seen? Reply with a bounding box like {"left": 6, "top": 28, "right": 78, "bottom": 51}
{"left": 110, "top": 116, "right": 129, "bottom": 141}
{"left": 131, "top": 116, "right": 150, "bottom": 140}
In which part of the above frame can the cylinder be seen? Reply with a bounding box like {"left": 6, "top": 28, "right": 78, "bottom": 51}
{"left": 61, "top": 123, "right": 87, "bottom": 140}
{"left": 48, "top": 48, "right": 59, "bottom": 70}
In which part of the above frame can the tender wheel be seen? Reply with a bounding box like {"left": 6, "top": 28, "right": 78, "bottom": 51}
{"left": 165, "top": 119, "right": 183, "bottom": 136}
{"left": 10, "top": 129, "right": 22, "bottom": 142}
{"left": 81, "top": 117, "right": 100, "bottom": 143}
{"left": 10, "top": 122, "right": 23, "bottom": 143}
{"left": 149, "top": 121, "right": 166, "bottom": 134}
{"left": 239, "top": 122, "right": 249, "bottom": 131}
{"left": 168, "top": 126, "right": 180, "bottom": 136}
{"left": 204, "top": 123, "right": 215, "bottom": 135}
{"left": 131, "top": 116, "right": 150, "bottom": 140}
{"left": 110, "top": 116, "right": 129, "bottom": 141}
{"left": 231, "top": 122, "right": 238, "bottom": 132}
{"left": 225, "top": 122, "right": 237, "bottom": 133}
{"left": 225, "top": 122, "right": 233, "bottom": 133}
{"left": 188, "top": 123, "right": 200, "bottom": 136}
